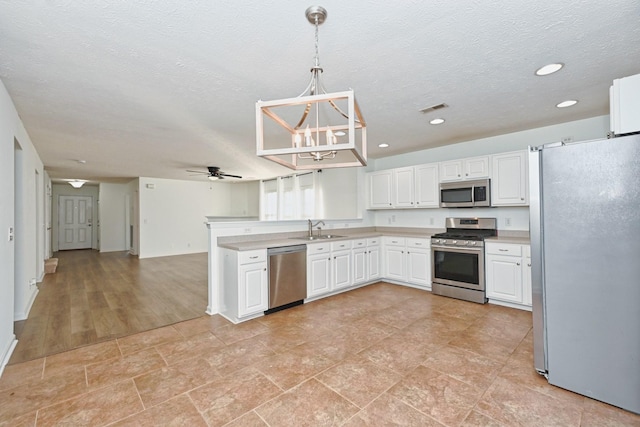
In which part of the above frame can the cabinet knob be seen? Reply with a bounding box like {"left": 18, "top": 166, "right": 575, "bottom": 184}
{"left": 263, "top": 268, "right": 267, "bottom": 271}
{"left": 517, "top": 262, "right": 521, "bottom": 266}
{"left": 527, "top": 263, "right": 531, "bottom": 267}
{"left": 521, "top": 197, "right": 525, "bottom": 201}
{"left": 465, "top": 173, "right": 468, "bottom": 176}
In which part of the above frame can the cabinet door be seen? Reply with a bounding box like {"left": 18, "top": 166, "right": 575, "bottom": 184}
{"left": 439, "top": 160, "right": 463, "bottom": 182}
{"left": 368, "top": 171, "right": 393, "bottom": 209}
{"left": 385, "top": 246, "right": 406, "bottom": 281}
{"left": 353, "top": 248, "right": 367, "bottom": 285}
{"left": 414, "top": 163, "right": 439, "bottom": 207}
{"left": 486, "top": 254, "right": 523, "bottom": 303}
{"left": 491, "top": 151, "right": 528, "bottom": 206}
{"left": 464, "top": 156, "right": 490, "bottom": 180}
{"left": 333, "top": 250, "right": 352, "bottom": 290}
{"left": 308, "top": 253, "right": 331, "bottom": 297}
{"left": 368, "top": 246, "right": 381, "bottom": 280}
{"left": 406, "top": 248, "right": 430, "bottom": 286}
{"left": 393, "top": 167, "right": 415, "bottom": 207}
{"left": 238, "top": 262, "right": 268, "bottom": 317}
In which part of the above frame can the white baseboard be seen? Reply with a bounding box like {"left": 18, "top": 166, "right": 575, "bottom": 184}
{"left": 0, "top": 336, "right": 18, "bottom": 378}
{"left": 13, "top": 287, "right": 39, "bottom": 321}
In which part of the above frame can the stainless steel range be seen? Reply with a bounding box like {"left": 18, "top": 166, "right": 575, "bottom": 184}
{"left": 431, "top": 217, "right": 497, "bottom": 304}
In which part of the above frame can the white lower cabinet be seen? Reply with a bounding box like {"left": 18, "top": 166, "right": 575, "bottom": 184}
{"left": 221, "top": 248, "right": 268, "bottom": 323}
{"left": 485, "top": 242, "right": 531, "bottom": 309}
{"left": 353, "top": 238, "right": 381, "bottom": 285}
{"left": 383, "top": 236, "right": 431, "bottom": 289}
{"left": 307, "top": 243, "right": 332, "bottom": 298}
{"left": 332, "top": 240, "right": 352, "bottom": 290}
{"left": 306, "top": 240, "right": 353, "bottom": 298}
{"left": 366, "top": 238, "right": 381, "bottom": 281}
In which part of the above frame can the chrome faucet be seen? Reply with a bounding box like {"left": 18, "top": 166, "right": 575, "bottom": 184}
{"left": 308, "top": 219, "right": 325, "bottom": 238}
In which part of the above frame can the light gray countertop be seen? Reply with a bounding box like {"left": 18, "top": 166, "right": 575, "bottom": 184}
{"left": 218, "top": 227, "right": 529, "bottom": 251}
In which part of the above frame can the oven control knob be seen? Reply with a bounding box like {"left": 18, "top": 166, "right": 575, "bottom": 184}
{"left": 452, "top": 240, "right": 457, "bottom": 244}
{"left": 470, "top": 241, "right": 477, "bottom": 246}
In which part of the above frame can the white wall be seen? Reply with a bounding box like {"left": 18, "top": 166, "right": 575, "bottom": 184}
{"left": 99, "top": 182, "right": 132, "bottom": 252}
{"left": 51, "top": 184, "right": 100, "bottom": 251}
{"left": 0, "top": 79, "right": 45, "bottom": 372}
{"left": 138, "top": 177, "right": 238, "bottom": 258}
{"left": 370, "top": 116, "right": 611, "bottom": 231}
{"left": 229, "top": 182, "right": 259, "bottom": 217}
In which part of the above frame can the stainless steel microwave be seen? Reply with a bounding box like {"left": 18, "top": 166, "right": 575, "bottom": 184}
{"left": 440, "top": 179, "right": 491, "bottom": 207}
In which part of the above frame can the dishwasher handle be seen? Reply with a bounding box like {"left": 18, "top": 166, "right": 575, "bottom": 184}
{"left": 268, "top": 245, "right": 307, "bottom": 256}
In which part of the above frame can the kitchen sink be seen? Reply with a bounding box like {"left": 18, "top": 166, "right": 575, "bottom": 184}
{"left": 289, "top": 235, "right": 345, "bottom": 241}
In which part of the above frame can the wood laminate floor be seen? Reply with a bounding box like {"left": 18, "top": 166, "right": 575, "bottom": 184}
{"left": 10, "top": 250, "right": 208, "bottom": 364}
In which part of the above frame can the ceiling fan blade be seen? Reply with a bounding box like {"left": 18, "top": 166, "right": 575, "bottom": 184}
{"left": 186, "top": 169, "right": 209, "bottom": 174}
{"left": 219, "top": 173, "right": 242, "bottom": 179}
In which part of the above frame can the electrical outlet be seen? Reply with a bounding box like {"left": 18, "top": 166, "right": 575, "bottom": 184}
{"left": 387, "top": 217, "right": 392, "bottom": 224}
{"left": 244, "top": 228, "right": 252, "bottom": 233}
{"left": 429, "top": 217, "right": 434, "bottom": 225}
{"left": 505, "top": 218, "right": 512, "bottom": 227}
{"left": 391, "top": 214, "right": 396, "bottom": 223}
{"left": 561, "top": 136, "right": 573, "bottom": 144}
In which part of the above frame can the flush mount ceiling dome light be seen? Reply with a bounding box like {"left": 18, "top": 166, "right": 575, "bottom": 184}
{"left": 68, "top": 179, "right": 86, "bottom": 188}
{"left": 430, "top": 118, "right": 445, "bottom": 125}
{"left": 256, "top": 6, "right": 367, "bottom": 170}
{"left": 535, "top": 63, "right": 564, "bottom": 76}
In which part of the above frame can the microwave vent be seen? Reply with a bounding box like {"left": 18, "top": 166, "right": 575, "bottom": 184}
{"left": 419, "top": 103, "right": 448, "bottom": 114}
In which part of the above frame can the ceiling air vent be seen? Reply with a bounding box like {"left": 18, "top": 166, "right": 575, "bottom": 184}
{"left": 419, "top": 103, "right": 448, "bottom": 114}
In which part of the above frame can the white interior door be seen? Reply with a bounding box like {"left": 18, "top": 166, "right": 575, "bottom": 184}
{"left": 58, "top": 195, "right": 93, "bottom": 250}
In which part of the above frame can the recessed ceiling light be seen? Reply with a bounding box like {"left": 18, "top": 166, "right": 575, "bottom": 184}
{"left": 334, "top": 131, "right": 346, "bottom": 136}
{"left": 556, "top": 99, "right": 578, "bottom": 108}
{"left": 378, "top": 143, "right": 389, "bottom": 148}
{"left": 430, "top": 118, "right": 445, "bottom": 125}
{"left": 76, "top": 159, "right": 87, "bottom": 164}
{"left": 535, "top": 63, "right": 564, "bottom": 76}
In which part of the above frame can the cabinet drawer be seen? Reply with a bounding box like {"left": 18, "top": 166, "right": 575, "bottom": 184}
{"left": 352, "top": 239, "right": 367, "bottom": 248}
{"left": 307, "top": 243, "right": 331, "bottom": 254}
{"left": 238, "top": 249, "right": 267, "bottom": 264}
{"left": 406, "top": 238, "right": 429, "bottom": 249}
{"left": 485, "top": 242, "right": 522, "bottom": 256}
{"left": 367, "top": 237, "right": 380, "bottom": 246}
{"left": 383, "top": 236, "right": 406, "bottom": 246}
{"left": 331, "top": 240, "right": 352, "bottom": 251}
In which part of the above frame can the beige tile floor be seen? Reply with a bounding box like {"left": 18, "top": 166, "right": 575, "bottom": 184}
{"left": 1, "top": 283, "right": 638, "bottom": 426}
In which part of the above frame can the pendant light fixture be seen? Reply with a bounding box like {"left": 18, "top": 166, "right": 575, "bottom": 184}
{"left": 256, "top": 6, "right": 367, "bottom": 170}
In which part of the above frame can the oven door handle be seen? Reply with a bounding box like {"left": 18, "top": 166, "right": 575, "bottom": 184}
{"left": 431, "top": 244, "right": 483, "bottom": 254}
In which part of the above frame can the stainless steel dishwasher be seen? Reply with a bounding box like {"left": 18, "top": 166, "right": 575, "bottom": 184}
{"left": 266, "top": 245, "right": 307, "bottom": 314}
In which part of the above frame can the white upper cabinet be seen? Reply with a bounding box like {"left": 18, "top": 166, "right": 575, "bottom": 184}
{"left": 367, "top": 163, "right": 439, "bottom": 209}
{"left": 368, "top": 170, "right": 393, "bottom": 209}
{"left": 491, "top": 151, "right": 528, "bottom": 206}
{"left": 393, "top": 167, "right": 415, "bottom": 208}
{"left": 414, "top": 163, "right": 439, "bottom": 208}
{"left": 610, "top": 73, "right": 640, "bottom": 135}
{"left": 439, "top": 156, "right": 490, "bottom": 182}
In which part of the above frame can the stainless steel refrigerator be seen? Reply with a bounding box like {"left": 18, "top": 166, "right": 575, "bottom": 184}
{"left": 529, "top": 133, "right": 640, "bottom": 414}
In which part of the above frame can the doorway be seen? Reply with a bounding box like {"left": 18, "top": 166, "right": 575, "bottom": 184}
{"left": 57, "top": 195, "right": 93, "bottom": 250}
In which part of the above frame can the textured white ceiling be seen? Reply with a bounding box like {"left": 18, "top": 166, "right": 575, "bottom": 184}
{"left": 1, "top": 1, "right": 639, "bottom": 182}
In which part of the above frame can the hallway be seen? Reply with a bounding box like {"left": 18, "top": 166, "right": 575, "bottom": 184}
{"left": 11, "top": 250, "right": 207, "bottom": 364}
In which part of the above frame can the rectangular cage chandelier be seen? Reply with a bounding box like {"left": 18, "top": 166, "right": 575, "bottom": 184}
{"left": 256, "top": 6, "right": 367, "bottom": 170}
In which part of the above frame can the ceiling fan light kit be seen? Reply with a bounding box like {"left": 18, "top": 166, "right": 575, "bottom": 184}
{"left": 256, "top": 5, "right": 367, "bottom": 171}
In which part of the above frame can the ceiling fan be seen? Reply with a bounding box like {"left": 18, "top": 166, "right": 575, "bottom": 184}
{"left": 187, "top": 166, "right": 242, "bottom": 180}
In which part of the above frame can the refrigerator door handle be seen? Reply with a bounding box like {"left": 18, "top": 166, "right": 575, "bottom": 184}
{"left": 529, "top": 146, "right": 547, "bottom": 376}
